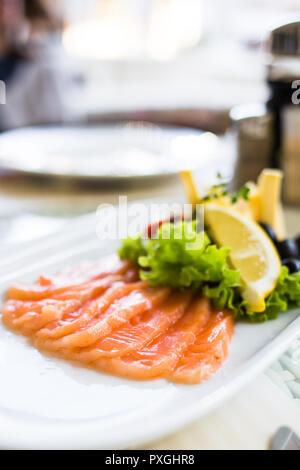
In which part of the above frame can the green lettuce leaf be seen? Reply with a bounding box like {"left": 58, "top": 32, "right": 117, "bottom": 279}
{"left": 119, "top": 219, "right": 243, "bottom": 300}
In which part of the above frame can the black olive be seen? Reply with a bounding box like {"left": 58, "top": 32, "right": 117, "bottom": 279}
{"left": 276, "top": 239, "right": 299, "bottom": 260}
{"left": 295, "top": 235, "right": 300, "bottom": 253}
{"left": 282, "top": 258, "right": 300, "bottom": 274}
{"left": 259, "top": 222, "right": 277, "bottom": 243}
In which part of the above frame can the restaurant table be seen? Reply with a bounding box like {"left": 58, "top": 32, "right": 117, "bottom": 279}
{"left": 1, "top": 170, "right": 300, "bottom": 450}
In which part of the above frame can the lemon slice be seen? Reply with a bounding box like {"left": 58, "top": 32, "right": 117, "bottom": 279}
{"left": 204, "top": 204, "right": 281, "bottom": 312}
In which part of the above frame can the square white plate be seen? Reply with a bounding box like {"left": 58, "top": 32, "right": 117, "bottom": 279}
{"left": 1, "top": 201, "right": 300, "bottom": 450}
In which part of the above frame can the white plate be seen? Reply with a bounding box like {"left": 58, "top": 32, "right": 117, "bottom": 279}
{"left": 0, "top": 124, "right": 219, "bottom": 181}
{"left": 1, "top": 202, "right": 300, "bottom": 450}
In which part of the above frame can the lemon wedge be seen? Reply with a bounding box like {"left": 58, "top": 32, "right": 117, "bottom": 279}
{"left": 179, "top": 171, "right": 199, "bottom": 208}
{"left": 257, "top": 169, "right": 286, "bottom": 240}
{"left": 204, "top": 204, "right": 281, "bottom": 312}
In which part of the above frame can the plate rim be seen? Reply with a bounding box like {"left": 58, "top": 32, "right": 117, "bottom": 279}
{"left": 0, "top": 124, "right": 207, "bottom": 181}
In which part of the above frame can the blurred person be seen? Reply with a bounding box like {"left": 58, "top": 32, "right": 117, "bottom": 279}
{"left": 0, "top": 0, "right": 81, "bottom": 131}
{"left": 0, "top": 0, "right": 25, "bottom": 83}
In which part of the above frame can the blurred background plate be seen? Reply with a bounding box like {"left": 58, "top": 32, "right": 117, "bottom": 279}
{"left": 0, "top": 124, "right": 220, "bottom": 182}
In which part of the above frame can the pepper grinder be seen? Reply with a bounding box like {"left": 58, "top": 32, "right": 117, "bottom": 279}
{"left": 231, "top": 18, "right": 300, "bottom": 203}
{"left": 266, "top": 18, "right": 300, "bottom": 205}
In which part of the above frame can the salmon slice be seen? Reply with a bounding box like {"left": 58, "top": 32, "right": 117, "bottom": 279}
{"left": 51, "top": 254, "right": 131, "bottom": 284}
{"left": 170, "top": 311, "right": 234, "bottom": 384}
{"left": 6, "top": 255, "right": 131, "bottom": 301}
{"left": 3, "top": 275, "right": 120, "bottom": 335}
{"left": 94, "top": 297, "right": 212, "bottom": 380}
{"left": 3, "top": 299, "right": 54, "bottom": 320}
{"left": 46, "top": 276, "right": 119, "bottom": 302}
{"left": 6, "top": 276, "right": 113, "bottom": 302}
{"left": 3, "top": 299, "right": 82, "bottom": 335}
{"left": 5, "top": 300, "right": 84, "bottom": 335}
{"left": 41, "top": 286, "right": 170, "bottom": 351}
{"left": 62, "top": 290, "right": 192, "bottom": 363}
{"left": 3, "top": 276, "right": 116, "bottom": 321}
{"left": 33, "top": 281, "right": 148, "bottom": 350}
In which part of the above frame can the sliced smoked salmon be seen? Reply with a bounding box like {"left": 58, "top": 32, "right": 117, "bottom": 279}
{"left": 170, "top": 311, "right": 234, "bottom": 384}
{"left": 61, "top": 290, "right": 192, "bottom": 363}
{"left": 95, "top": 297, "right": 212, "bottom": 380}
{"left": 45, "top": 285, "right": 170, "bottom": 350}
{"left": 34, "top": 281, "right": 147, "bottom": 343}
{"left": 1, "top": 257, "right": 234, "bottom": 385}
{"left": 6, "top": 255, "right": 131, "bottom": 301}
{"left": 2, "top": 298, "right": 82, "bottom": 335}
{"left": 2, "top": 275, "right": 120, "bottom": 334}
